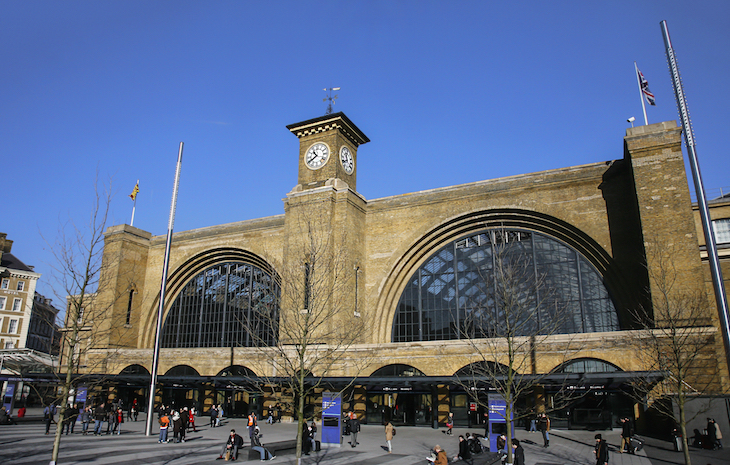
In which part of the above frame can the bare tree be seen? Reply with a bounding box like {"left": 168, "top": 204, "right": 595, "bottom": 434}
{"left": 244, "top": 208, "right": 368, "bottom": 464}
{"left": 629, "top": 239, "right": 718, "bottom": 465}
{"left": 452, "top": 229, "right": 584, "bottom": 465}
{"left": 42, "top": 176, "right": 133, "bottom": 464}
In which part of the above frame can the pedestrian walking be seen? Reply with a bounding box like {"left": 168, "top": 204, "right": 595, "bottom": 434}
{"left": 538, "top": 413, "right": 550, "bottom": 447}
{"left": 247, "top": 411, "right": 257, "bottom": 441}
{"left": 594, "top": 433, "right": 609, "bottom": 465}
{"left": 512, "top": 439, "right": 525, "bottom": 465}
{"left": 529, "top": 409, "right": 537, "bottom": 432}
{"left": 348, "top": 412, "right": 360, "bottom": 448}
{"left": 189, "top": 406, "right": 197, "bottom": 432}
{"left": 446, "top": 412, "right": 454, "bottom": 435}
{"left": 385, "top": 421, "right": 395, "bottom": 453}
{"left": 114, "top": 407, "right": 124, "bottom": 435}
{"left": 43, "top": 403, "right": 57, "bottom": 435}
{"left": 79, "top": 406, "right": 91, "bottom": 435}
{"left": 210, "top": 405, "right": 218, "bottom": 428}
{"left": 620, "top": 417, "right": 633, "bottom": 453}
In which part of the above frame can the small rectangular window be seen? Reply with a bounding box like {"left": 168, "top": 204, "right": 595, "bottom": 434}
{"left": 714, "top": 218, "right": 730, "bottom": 244}
{"left": 0, "top": 279, "right": 8, "bottom": 289}
{"left": 8, "top": 319, "right": 18, "bottom": 334}
{"left": 12, "top": 298, "right": 22, "bottom": 311}
{"left": 0, "top": 297, "right": 5, "bottom": 310}
{"left": 17, "top": 281, "right": 25, "bottom": 291}
{"left": 5, "top": 341, "right": 14, "bottom": 349}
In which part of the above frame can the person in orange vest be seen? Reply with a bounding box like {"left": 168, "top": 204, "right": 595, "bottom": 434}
{"left": 247, "top": 411, "right": 257, "bottom": 441}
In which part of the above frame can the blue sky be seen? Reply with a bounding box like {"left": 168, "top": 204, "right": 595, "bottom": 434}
{"left": 2, "top": 1, "right": 728, "bottom": 302}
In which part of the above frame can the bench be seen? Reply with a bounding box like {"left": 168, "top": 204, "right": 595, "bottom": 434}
{"left": 247, "top": 440, "right": 320, "bottom": 460}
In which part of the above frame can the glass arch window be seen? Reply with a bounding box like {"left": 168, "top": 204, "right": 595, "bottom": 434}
{"left": 371, "top": 364, "right": 426, "bottom": 377}
{"left": 393, "top": 229, "right": 619, "bottom": 342}
{"left": 162, "top": 262, "right": 279, "bottom": 348}
{"left": 552, "top": 358, "right": 621, "bottom": 374}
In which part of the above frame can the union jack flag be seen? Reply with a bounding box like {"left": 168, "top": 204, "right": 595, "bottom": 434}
{"left": 637, "top": 67, "right": 656, "bottom": 106}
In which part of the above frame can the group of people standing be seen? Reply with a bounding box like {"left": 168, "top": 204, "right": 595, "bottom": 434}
{"left": 157, "top": 405, "right": 196, "bottom": 443}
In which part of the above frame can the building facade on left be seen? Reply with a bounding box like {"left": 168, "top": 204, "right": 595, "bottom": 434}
{"left": 0, "top": 232, "right": 61, "bottom": 411}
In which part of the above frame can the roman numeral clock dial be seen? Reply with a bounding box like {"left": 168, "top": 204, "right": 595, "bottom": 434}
{"left": 340, "top": 146, "right": 354, "bottom": 174}
{"left": 305, "top": 142, "right": 330, "bottom": 169}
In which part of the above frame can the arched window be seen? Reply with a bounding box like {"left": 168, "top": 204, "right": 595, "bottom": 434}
{"left": 119, "top": 364, "right": 150, "bottom": 376}
{"left": 162, "top": 262, "right": 279, "bottom": 348}
{"left": 393, "top": 228, "right": 619, "bottom": 342}
{"left": 165, "top": 365, "right": 200, "bottom": 376}
{"left": 454, "top": 361, "right": 510, "bottom": 377}
{"left": 552, "top": 358, "right": 622, "bottom": 374}
{"left": 371, "top": 364, "right": 426, "bottom": 377}
{"left": 217, "top": 365, "right": 257, "bottom": 377}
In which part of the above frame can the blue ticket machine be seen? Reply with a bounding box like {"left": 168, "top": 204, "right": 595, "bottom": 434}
{"left": 321, "top": 392, "right": 342, "bottom": 446}
{"left": 2, "top": 382, "right": 16, "bottom": 413}
{"left": 487, "top": 394, "right": 513, "bottom": 452}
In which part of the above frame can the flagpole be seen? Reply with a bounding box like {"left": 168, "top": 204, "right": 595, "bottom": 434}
{"left": 634, "top": 62, "right": 649, "bottom": 125}
{"left": 145, "top": 143, "right": 184, "bottom": 436}
{"left": 130, "top": 179, "right": 139, "bottom": 227}
{"left": 661, "top": 20, "right": 730, "bottom": 371}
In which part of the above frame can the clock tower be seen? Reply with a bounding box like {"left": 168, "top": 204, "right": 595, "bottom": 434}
{"left": 286, "top": 112, "right": 369, "bottom": 193}
{"left": 282, "top": 112, "right": 370, "bottom": 342}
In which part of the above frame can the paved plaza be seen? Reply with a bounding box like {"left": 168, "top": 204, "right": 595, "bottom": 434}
{"left": 1, "top": 411, "right": 729, "bottom": 465}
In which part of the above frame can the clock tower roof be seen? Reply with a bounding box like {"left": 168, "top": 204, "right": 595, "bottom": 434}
{"left": 287, "top": 112, "right": 370, "bottom": 147}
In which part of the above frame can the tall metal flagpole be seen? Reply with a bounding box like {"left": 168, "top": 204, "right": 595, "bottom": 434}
{"left": 634, "top": 62, "right": 649, "bottom": 126}
{"left": 661, "top": 20, "right": 730, "bottom": 367}
{"left": 145, "top": 142, "right": 184, "bottom": 436}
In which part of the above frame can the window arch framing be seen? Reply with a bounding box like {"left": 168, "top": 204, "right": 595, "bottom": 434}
{"left": 160, "top": 260, "right": 280, "bottom": 349}
{"left": 391, "top": 227, "right": 619, "bottom": 342}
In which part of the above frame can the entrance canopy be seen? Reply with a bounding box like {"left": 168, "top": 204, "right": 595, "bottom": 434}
{"left": 30, "top": 370, "right": 664, "bottom": 394}
{"left": 0, "top": 349, "right": 57, "bottom": 376}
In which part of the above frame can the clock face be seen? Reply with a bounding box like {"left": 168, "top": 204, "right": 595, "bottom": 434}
{"left": 305, "top": 142, "right": 330, "bottom": 169}
{"left": 340, "top": 146, "right": 354, "bottom": 174}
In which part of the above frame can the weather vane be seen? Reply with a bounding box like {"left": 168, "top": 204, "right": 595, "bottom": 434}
{"left": 323, "top": 87, "right": 340, "bottom": 115}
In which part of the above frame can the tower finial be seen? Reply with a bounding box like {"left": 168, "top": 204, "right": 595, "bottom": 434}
{"left": 323, "top": 87, "right": 340, "bottom": 115}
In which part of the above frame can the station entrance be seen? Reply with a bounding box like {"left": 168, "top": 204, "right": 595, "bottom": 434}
{"left": 365, "top": 391, "right": 433, "bottom": 426}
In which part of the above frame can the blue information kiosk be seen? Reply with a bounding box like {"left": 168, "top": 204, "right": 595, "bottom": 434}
{"left": 321, "top": 392, "right": 342, "bottom": 447}
{"left": 487, "top": 394, "right": 513, "bottom": 452}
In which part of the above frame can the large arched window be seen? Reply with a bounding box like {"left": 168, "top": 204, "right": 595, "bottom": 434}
{"left": 162, "top": 261, "right": 279, "bottom": 348}
{"left": 552, "top": 358, "right": 622, "bottom": 374}
{"left": 393, "top": 229, "right": 619, "bottom": 342}
{"left": 371, "top": 364, "right": 426, "bottom": 377}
